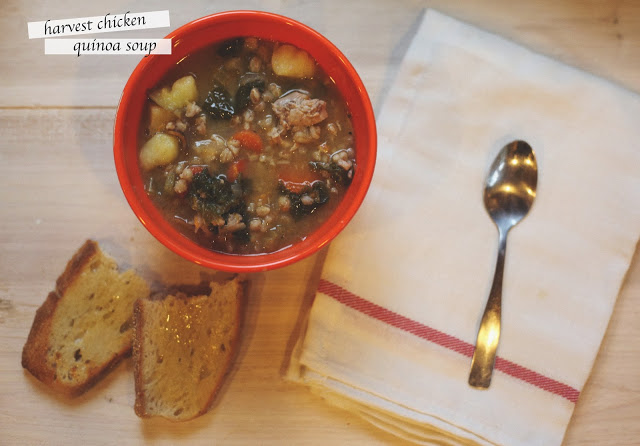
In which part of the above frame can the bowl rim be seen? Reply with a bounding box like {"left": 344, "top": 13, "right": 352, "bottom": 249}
{"left": 114, "top": 10, "right": 377, "bottom": 272}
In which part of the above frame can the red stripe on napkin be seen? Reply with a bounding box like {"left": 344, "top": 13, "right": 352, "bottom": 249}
{"left": 317, "top": 278, "right": 580, "bottom": 403}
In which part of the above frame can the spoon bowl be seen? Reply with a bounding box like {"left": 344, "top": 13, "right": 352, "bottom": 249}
{"left": 484, "top": 141, "right": 538, "bottom": 228}
{"left": 469, "top": 140, "right": 538, "bottom": 388}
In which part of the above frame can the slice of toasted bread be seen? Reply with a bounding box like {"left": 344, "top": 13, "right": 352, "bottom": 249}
{"left": 133, "top": 278, "right": 243, "bottom": 421}
{"left": 21, "top": 240, "right": 150, "bottom": 397}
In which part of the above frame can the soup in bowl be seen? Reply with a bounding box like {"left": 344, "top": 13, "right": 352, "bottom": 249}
{"left": 114, "top": 11, "right": 376, "bottom": 272}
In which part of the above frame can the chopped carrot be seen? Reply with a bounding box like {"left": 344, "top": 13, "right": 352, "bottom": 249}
{"left": 278, "top": 165, "right": 323, "bottom": 194}
{"left": 226, "top": 159, "right": 248, "bottom": 182}
{"left": 231, "top": 130, "right": 263, "bottom": 153}
{"left": 189, "top": 165, "right": 206, "bottom": 175}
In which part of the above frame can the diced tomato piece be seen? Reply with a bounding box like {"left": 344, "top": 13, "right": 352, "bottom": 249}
{"left": 226, "top": 159, "right": 248, "bottom": 182}
{"left": 231, "top": 130, "right": 263, "bottom": 153}
{"left": 278, "top": 165, "right": 323, "bottom": 194}
{"left": 189, "top": 165, "right": 206, "bottom": 175}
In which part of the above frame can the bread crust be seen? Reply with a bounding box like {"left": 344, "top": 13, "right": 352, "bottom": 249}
{"left": 21, "top": 240, "right": 136, "bottom": 397}
{"left": 132, "top": 278, "right": 245, "bottom": 421}
{"left": 21, "top": 291, "right": 60, "bottom": 390}
{"left": 132, "top": 297, "right": 147, "bottom": 416}
{"left": 55, "top": 239, "right": 99, "bottom": 296}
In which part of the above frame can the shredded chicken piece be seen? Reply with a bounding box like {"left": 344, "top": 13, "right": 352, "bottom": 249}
{"left": 272, "top": 91, "right": 328, "bottom": 130}
{"left": 185, "top": 101, "right": 202, "bottom": 118}
{"left": 179, "top": 167, "right": 194, "bottom": 181}
{"left": 174, "top": 179, "right": 188, "bottom": 195}
{"left": 195, "top": 115, "right": 207, "bottom": 136}
{"left": 223, "top": 213, "right": 246, "bottom": 233}
{"left": 175, "top": 120, "right": 187, "bottom": 132}
{"left": 173, "top": 166, "right": 195, "bottom": 195}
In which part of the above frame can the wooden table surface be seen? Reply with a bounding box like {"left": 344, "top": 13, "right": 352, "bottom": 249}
{"left": 1, "top": 1, "right": 639, "bottom": 444}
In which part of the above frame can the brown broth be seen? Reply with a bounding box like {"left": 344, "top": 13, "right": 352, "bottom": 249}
{"left": 139, "top": 37, "right": 355, "bottom": 255}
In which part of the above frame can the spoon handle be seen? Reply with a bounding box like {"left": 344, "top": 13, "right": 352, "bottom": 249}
{"left": 469, "top": 229, "right": 507, "bottom": 388}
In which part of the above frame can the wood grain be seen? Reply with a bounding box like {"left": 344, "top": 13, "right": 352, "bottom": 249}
{"left": 1, "top": 1, "right": 639, "bottom": 445}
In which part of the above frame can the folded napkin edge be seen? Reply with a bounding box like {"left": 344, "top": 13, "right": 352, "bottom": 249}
{"left": 317, "top": 279, "right": 580, "bottom": 403}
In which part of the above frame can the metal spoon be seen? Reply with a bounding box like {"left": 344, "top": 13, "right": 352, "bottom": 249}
{"left": 469, "top": 140, "right": 538, "bottom": 389}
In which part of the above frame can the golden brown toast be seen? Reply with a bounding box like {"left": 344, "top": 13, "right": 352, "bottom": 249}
{"left": 132, "top": 278, "right": 243, "bottom": 421}
{"left": 21, "top": 240, "right": 150, "bottom": 397}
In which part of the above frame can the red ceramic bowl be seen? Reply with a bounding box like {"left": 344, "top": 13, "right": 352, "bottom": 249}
{"left": 114, "top": 11, "right": 376, "bottom": 272}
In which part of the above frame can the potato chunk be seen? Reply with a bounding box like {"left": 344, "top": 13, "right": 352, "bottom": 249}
{"left": 139, "top": 133, "right": 179, "bottom": 171}
{"left": 271, "top": 44, "right": 315, "bottom": 78}
{"left": 149, "top": 75, "right": 198, "bottom": 115}
{"left": 147, "top": 104, "right": 175, "bottom": 134}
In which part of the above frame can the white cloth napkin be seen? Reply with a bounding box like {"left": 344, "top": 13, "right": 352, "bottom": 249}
{"left": 287, "top": 9, "right": 640, "bottom": 446}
